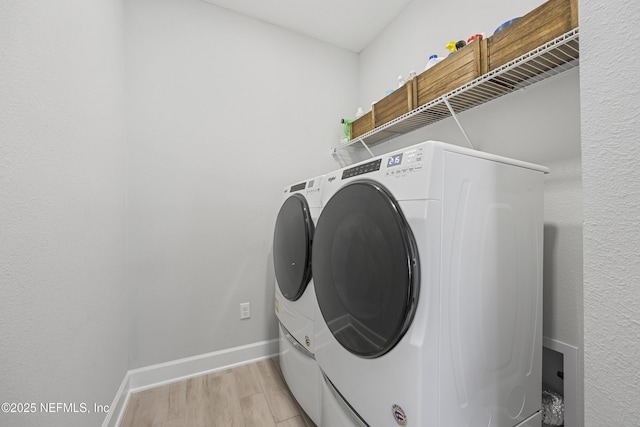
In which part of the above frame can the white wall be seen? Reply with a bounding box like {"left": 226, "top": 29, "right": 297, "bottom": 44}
{"left": 350, "top": 0, "right": 584, "bottom": 423}
{"left": 580, "top": 0, "right": 640, "bottom": 424}
{"left": 543, "top": 156, "right": 583, "bottom": 346}
{"left": 0, "top": 1, "right": 129, "bottom": 426}
{"left": 125, "top": 0, "right": 358, "bottom": 368}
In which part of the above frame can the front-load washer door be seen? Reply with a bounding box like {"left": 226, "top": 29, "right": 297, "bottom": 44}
{"left": 312, "top": 179, "right": 420, "bottom": 358}
{"left": 274, "top": 193, "right": 314, "bottom": 301}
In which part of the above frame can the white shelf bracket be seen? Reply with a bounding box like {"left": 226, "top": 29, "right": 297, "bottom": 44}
{"left": 444, "top": 98, "right": 475, "bottom": 150}
{"left": 356, "top": 138, "right": 375, "bottom": 158}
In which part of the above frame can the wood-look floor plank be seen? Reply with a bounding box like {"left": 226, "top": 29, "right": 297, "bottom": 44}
{"left": 120, "top": 385, "right": 174, "bottom": 427}
{"left": 118, "top": 358, "right": 315, "bottom": 427}
{"left": 184, "top": 374, "right": 211, "bottom": 427}
{"left": 234, "top": 362, "right": 262, "bottom": 398}
{"left": 185, "top": 371, "right": 245, "bottom": 427}
{"left": 145, "top": 379, "right": 187, "bottom": 422}
{"left": 154, "top": 418, "right": 188, "bottom": 427}
{"left": 166, "top": 380, "right": 187, "bottom": 420}
{"left": 211, "top": 371, "right": 246, "bottom": 427}
{"left": 118, "top": 393, "right": 141, "bottom": 427}
{"left": 256, "top": 359, "right": 300, "bottom": 422}
{"left": 240, "top": 393, "right": 277, "bottom": 427}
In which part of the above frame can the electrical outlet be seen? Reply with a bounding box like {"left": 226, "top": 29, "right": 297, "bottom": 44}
{"left": 240, "top": 302, "right": 251, "bottom": 320}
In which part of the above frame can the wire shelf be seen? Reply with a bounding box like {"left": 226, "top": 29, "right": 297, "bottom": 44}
{"left": 342, "top": 28, "right": 579, "bottom": 149}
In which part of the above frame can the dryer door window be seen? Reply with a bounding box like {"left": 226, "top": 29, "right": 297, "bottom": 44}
{"left": 312, "top": 180, "right": 420, "bottom": 358}
{"left": 273, "top": 194, "right": 314, "bottom": 301}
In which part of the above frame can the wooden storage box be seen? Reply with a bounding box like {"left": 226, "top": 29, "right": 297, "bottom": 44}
{"left": 482, "top": 0, "right": 578, "bottom": 72}
{"left": 372, "top": 78, "right": 417, "bottom": 128}
{"left": 416, "top": 40, "right": 484, "bottom": 107}
{"left": 349, "top": 79, "right": 417, "bottom": 140}
{"left": 350, "top": 110, "right": 374, "bottom": 140}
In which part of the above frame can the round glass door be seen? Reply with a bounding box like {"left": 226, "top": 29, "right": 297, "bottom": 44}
{"left": 312, "top": 180, "right": 420, "bottom": 358}
{"left": 273, "top": 194, "right": 314, "bottom": 301}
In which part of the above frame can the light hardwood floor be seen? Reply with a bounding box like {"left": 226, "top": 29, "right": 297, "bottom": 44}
{"left": 120, "top": 357, "right": 316, "bottom": 427}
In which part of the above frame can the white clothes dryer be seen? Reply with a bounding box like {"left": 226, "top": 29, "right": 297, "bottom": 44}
{"left": 312, "top": 141, "right": 548, "bottom": 427}
{"left": 273, "top": 175, "right": 323, "bottom": 425}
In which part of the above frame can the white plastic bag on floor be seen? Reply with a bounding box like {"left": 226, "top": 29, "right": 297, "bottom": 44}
{"left": 542, "top": 384, "right": 564, "bottom": 426}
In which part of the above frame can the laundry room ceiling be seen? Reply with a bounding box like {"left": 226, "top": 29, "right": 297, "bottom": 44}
{"left": 199, "top": 0, "right": 413, "bottom": 52}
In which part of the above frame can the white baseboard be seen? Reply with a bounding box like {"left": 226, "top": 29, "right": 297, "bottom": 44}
{"left": 102, "top": 373, "right": 131, "bottom": 427}
{"left": 102, "top": 339, "right": 279, "bottom": 427}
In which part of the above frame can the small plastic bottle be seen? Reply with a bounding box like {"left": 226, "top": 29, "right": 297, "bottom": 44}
{"left": 341, "top": 118, "right": 353, "bottom": 140}
{"left": 424, "top": 55, "right": 444, "bottom": 71}
{"left": 467, "top": 33, "right": 484, "bottom": 43}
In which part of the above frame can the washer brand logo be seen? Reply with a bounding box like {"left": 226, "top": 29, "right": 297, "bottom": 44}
{"left": 328, "top": 175, "right": 336, "bottom": 182}
{"left": 391, "top": 404, "right": 407, "bottom": 425}
{"left": 305, "top": 336, "right": 311, "bottom": 347}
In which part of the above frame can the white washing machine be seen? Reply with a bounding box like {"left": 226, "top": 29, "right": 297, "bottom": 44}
{"left": 273, "top": 175, "right": 323, "bottom": 425}
{"left": 312, "top": 141, "right": 548, "bottom": 427}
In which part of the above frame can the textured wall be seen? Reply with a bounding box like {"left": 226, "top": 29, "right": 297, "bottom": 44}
{"left": 580, "top": 0, "right": 640, "bottom": 424}
{"left": 0, "top": 1, "right": 129, "bottom": 426}
{"left": 125, "top": 0, "right": 358, "bottom": 368}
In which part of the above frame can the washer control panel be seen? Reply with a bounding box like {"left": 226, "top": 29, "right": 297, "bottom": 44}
{"left": 287, "top": 178, "right": 321, "bottom": 196}
{"left": 341, "top": 159, "right": 382, "bottom": 179}
{"left": 289, "top": 181, "right": 307, "bottom": 192}
{"left": 384, "top": 146, "right": 424, "bottom": 177}
{"left": 338, "top": 146, "right": 426, "bottom": 181}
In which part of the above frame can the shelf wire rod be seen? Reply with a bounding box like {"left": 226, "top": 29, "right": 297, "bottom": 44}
{"left": 444, "top": 98, "right": 475, "bottom": 150}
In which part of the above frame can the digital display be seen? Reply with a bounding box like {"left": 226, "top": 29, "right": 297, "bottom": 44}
{"left": 290, "top": 182, "right": 306, "bottom": 192}
{"left": 387, "top": 153, "right": 403, "bottom": 167}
